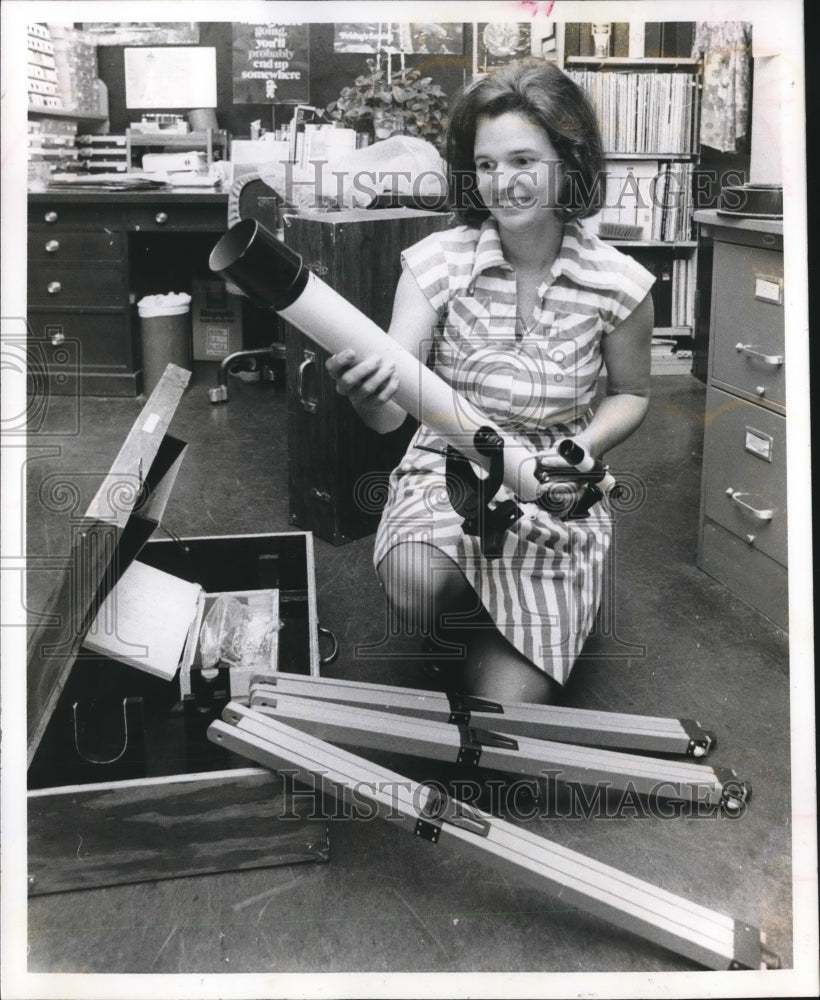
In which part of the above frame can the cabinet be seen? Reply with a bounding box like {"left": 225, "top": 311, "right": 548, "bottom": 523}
{"left": 282, "top": 208, "right": 451, "bottom": 544}
{"left": 565, "top": 56, "right": 702, "bottom": 369}
{"left": 27, "top": 190, "right": 228, "bottom": 396}
{"left": 27, "top": 198, "right": 136, "bottom": 396}
{"left": 694, "top": 211, "right": 786, "bottom": 628}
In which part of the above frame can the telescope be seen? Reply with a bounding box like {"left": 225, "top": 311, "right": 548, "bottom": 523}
{"left": 209, "top": 220, "right": 614, "bottom": 552}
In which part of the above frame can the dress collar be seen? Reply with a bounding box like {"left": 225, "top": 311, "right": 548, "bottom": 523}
{"left": 467, "top": 218, "right": 513, "bottom": 288}
{"left": 468, "top": 216, "right": 580, "bottom": 297}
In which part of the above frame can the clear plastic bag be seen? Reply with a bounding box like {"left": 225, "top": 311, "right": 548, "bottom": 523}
{"left": 199, "top": 593, "right": 280, "bottom": 671}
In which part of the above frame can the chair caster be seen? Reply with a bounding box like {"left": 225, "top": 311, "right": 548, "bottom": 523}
{"left": 209, "top": 384, "right": 229, "bottom": 404}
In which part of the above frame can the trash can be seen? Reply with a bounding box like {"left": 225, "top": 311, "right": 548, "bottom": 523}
{"left": 137, "top": 292, "right": 192, "bottom": 395}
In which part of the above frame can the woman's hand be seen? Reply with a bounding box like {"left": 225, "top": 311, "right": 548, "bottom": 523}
{"left": 533, "top": 444, "right": 587, "bottom": 514}
{"left": 326, "top": 348, "right": 400, "bottom": 411}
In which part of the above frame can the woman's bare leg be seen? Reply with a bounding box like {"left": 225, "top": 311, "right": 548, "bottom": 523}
{"left": 456, "top": 629, "right": 562, "bottom": 704}
{"left": 377, "top": 541, "right": 561, "bottom": 704}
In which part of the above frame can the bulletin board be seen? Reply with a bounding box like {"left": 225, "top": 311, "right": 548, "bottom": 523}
{"left": 124, "top": 47, "right": 217, "bottom": 108}
{"left": 232, "top": 23, "right": 310, "bottom": 104}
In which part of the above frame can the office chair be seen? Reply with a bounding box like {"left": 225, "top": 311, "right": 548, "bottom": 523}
{"left": 209, "top": 170, "right": 287, "bottom": 403}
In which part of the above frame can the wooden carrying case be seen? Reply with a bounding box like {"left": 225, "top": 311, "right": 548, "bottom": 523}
{"left": 26, "top": 364, "right": 330, "bottom": 896}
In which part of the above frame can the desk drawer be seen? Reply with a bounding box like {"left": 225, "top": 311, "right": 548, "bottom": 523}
{"left": 127, "top": 204, "right": 227, "bottom": 233}
{"left": 29, "top": 203, "right": 122, "bottom": 229}
{"left": 29, "top": 228, "right": 123, "bottom": 262}
{"left": 710, "top": 241, "right": 785, "bottom": 409}
{"left": 701, "top": 386, "right": 787, "bottom": 567}
{"left": 28, "top": 310, "right": 134, "bottom": 369}
{"left": 28, "top": 262, "right": 126, "bottom": 307}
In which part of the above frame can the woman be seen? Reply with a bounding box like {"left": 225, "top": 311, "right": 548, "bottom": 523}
{"left": 327, "top": 61, "right": 654, "bottom": 704}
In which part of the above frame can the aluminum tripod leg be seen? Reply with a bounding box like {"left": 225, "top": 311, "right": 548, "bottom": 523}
{"left": 250, "top": 673, "right": 715, "bottom": 757}
{"left": 208, "top": 702, "right": 778, "bottom": 972}
{"left": 247, "top": 688, "right": 748, "bottom": 811}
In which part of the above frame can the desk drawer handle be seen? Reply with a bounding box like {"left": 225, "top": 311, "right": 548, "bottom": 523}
{"left": 297, "top": 350, "right": 318, "bottom": 413}
{"left": 47, "top": 281, "right": 62, "bottom": 295}
{"left": 44, "top": 210, "right": 58, "bottom": 223}
{"left": 45, "top": 239, "right": 60, "bottom": 253}
{"left": 725, "top": 488, "right": 773, "bottom": 521}
{"left": 155, "top": 212, "right": 168, "bottom": 225}
{"left": 735, "top": 343, "right": 784, "bottom": 366}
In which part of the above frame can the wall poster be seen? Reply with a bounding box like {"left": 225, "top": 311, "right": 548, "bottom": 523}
{"left": 333, "top": 22, "right": 464, "bottom": 55}
{"left": 232, "top": 23, "right": 309, "bottom": 104}
{"left": 124, "top": 47, "right": 217, "bottom": 109}
{"left": 81, "top": 22, "right": 200, "bottom": 46}
{"left": 474, "top": 22, "right": 532, "bottom": 73}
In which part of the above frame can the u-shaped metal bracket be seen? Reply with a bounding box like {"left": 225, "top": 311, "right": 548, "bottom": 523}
{"left": 72, "top": 698, "right": 138, "bottom": 765}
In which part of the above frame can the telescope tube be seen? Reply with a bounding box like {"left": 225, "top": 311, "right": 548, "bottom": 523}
{"left": 210, "top": 219, "right": 542, "bottom": 502}
{"left": 557, "top": 439, "right": 617, "bottom": 495}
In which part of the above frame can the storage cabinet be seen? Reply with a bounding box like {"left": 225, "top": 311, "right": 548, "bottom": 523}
{"left": 695, "top": 211, "right": 786, "bottom": 628}
{"left": 27, "top": 198, "right": 137, "bottom": 396}
{"left": 282, "top": 208, "right": 451, "bottom": 544}
{"left": 28, "top": 191, "right": 229, "bottom": 396}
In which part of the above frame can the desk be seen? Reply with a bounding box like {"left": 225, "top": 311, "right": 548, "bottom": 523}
{"left": 28, "top": 189, "right": 228, "bottom": 396}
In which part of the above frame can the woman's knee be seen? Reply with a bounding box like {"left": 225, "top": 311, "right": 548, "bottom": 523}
{"left": 377, "top": 543, "right": 477, "bottom": 629}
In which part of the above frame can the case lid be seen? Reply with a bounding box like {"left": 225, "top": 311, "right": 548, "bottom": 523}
{"left": 27, "top": 363, "right": 191, "bottom": 767}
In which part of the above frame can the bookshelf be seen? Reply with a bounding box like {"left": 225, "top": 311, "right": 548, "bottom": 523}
{"left": 565, "top": 55, "right": 702, "bottom": 373}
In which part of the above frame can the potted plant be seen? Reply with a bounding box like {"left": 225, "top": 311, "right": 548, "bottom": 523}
{"left": 326, "top": 60, "right": 449, "bottom": 147}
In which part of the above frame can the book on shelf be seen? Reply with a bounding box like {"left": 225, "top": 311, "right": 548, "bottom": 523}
{"left": 671, "top": 256, "right": 696, "bottom": 328}
{"left": 567, "top": 68, "right": 695, "bottom": 155}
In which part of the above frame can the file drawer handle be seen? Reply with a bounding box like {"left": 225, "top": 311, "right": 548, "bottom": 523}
{"left": 155, "top": 212, "right": 168, "bottom": 225}
{"left": 44, "top": 239, "right": 60, "bottom": 253}
{"left": 47, "top": 281, "right": 62, "bottom": 295}
{"left": 44, "top": 210, "right": 58, "bottom": 223}
{"left": 297, "top": 350, "right": 318, "bottom": 413}
{"left": 735, "top": 343, "right": 784, "bottom": 367}
{"left": 725, "top": 488, "right": 773, "bottom": 521}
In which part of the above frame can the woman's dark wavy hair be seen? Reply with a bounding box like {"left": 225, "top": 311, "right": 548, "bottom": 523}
{"left": 446, "top": 60, "right": 606, "bottom": 225}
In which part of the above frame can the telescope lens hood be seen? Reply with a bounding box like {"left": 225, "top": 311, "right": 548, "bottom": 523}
{"left": 209, "top": 218, "right": 308, "bottom": 311}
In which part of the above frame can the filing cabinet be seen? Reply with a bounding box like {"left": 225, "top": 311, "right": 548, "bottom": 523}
{"left": 694, "top": 211, "right": 787, "bottom": 628}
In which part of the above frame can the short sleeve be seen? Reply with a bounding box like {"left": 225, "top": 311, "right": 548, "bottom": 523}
{"left": 400, "top": 232, "right": 451, "bottom": 316}
{"left": 600, "top": 248, "right": 656, "bottom": 335}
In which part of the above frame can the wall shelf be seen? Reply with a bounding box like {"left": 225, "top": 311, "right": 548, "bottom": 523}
{"left": 605, "top": 240, "right": 698, "bottom": 249}
{"left": 28, "top": 107, "right": 107, "bottom": 125}
{"left": 566, "top": 57, "right": 701, "bottom": 69}
{"left": 605, "top": 151, "right": 698, "bottom": 161}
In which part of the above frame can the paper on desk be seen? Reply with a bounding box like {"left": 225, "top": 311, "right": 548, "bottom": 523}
{"left": 84, "top": 561, "right": 203, "bottom": 681}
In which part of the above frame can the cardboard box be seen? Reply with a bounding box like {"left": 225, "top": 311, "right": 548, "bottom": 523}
{"left": 191, "top": 279, "right": 243, "bottom": 360}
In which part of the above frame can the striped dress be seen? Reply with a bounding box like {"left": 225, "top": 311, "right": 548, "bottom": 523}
{"left": 373, "top": 217, "right": 655, "bottom": 684}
